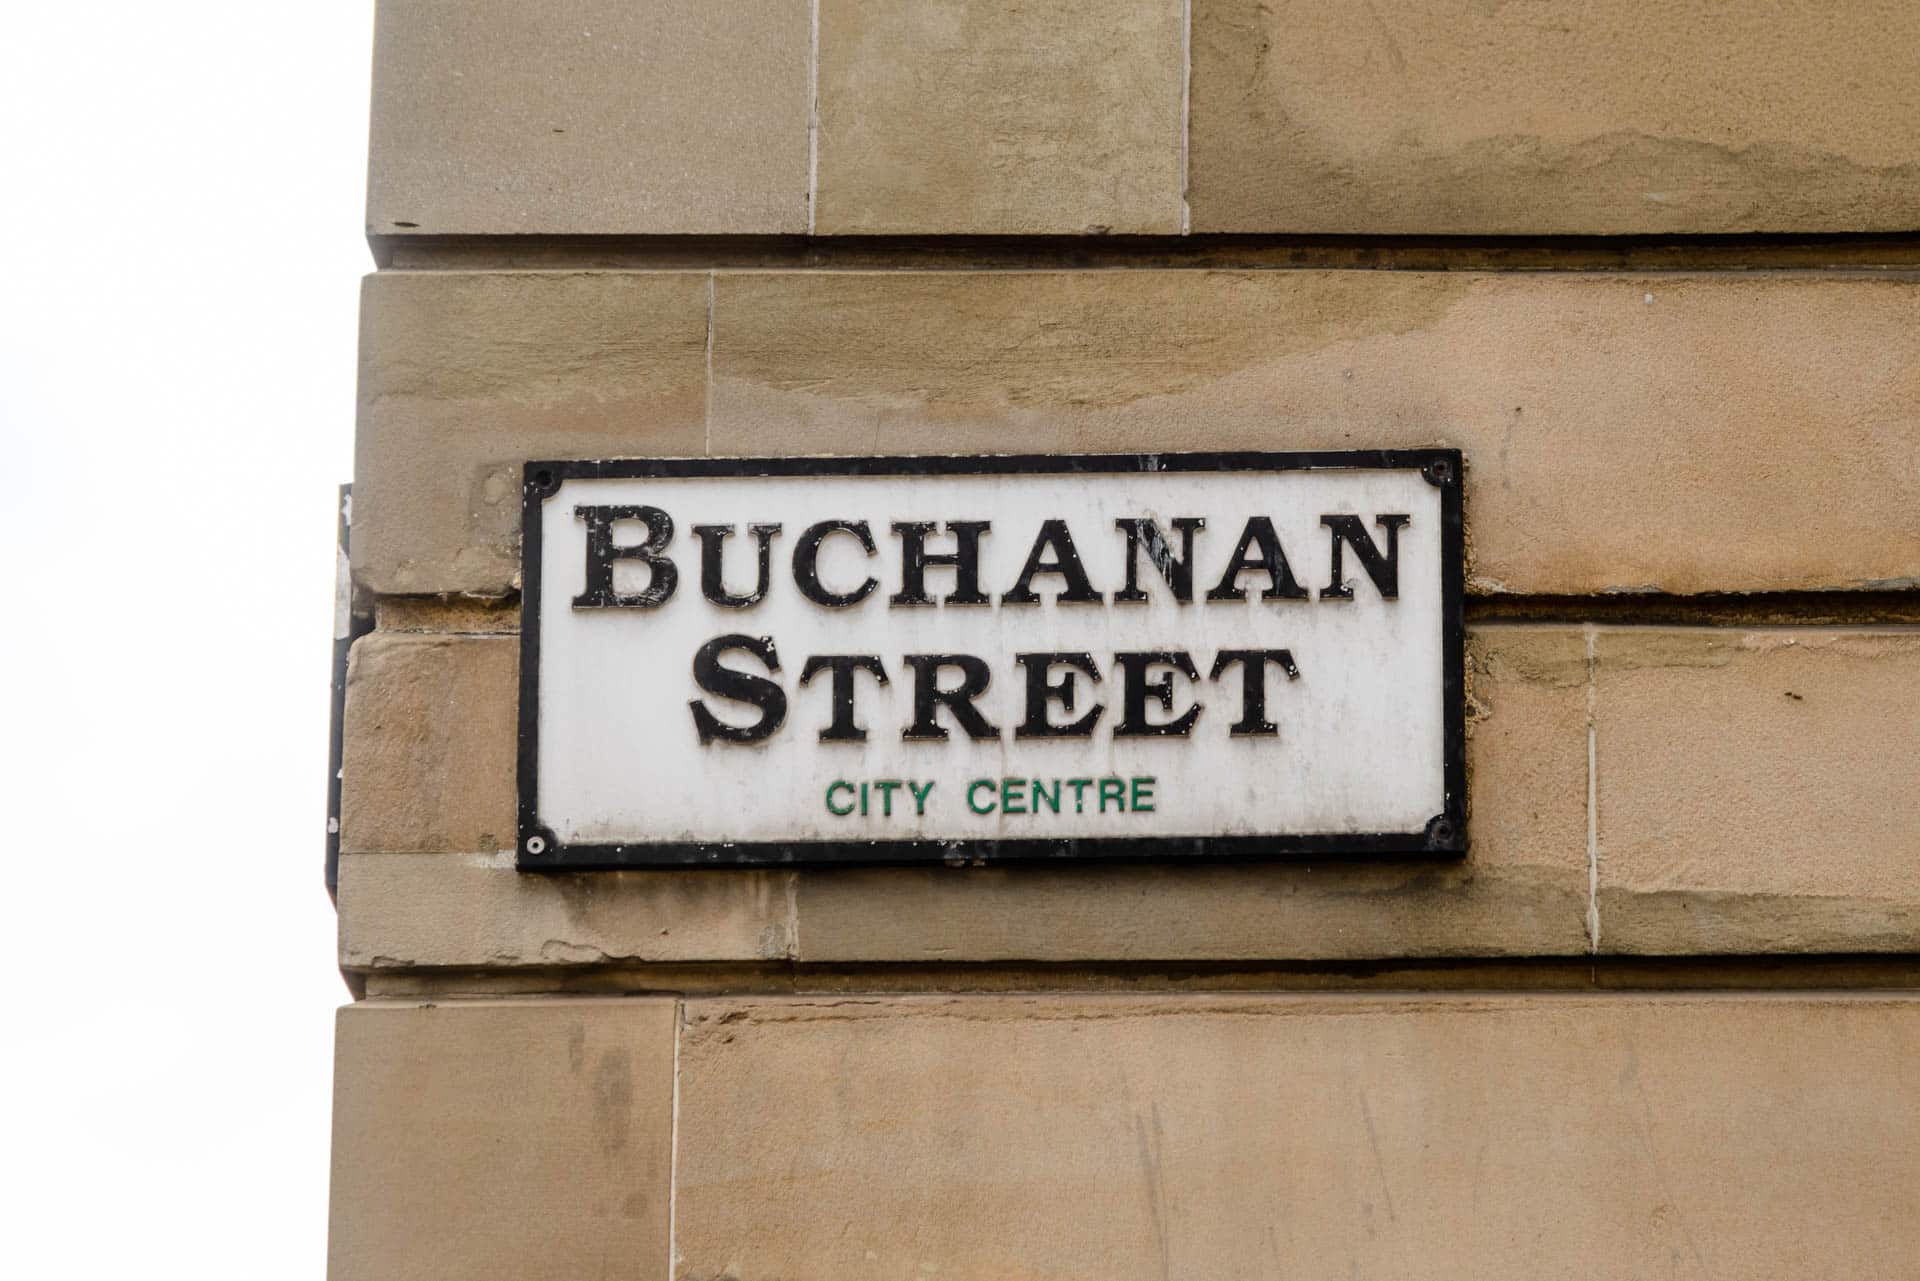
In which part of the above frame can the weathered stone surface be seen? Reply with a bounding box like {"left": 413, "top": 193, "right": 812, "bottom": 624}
{"left": 1596, "top": 630, "right": 1920, "bottom": 954}
{"left": 337, "top": 627, "right": 1586, "bottom": 968}
{"left": 1190, "top": 0, "right": 1920, "bottom": 234}
{"left": 674, "top": 993, "right": 1920, "bottom": 1281}
{"left": 815, "top": 0, "right": 1184, "bottom": 234}
{"left": 711, "top": 270, "right": 1920, "bottom": 596}
{"left": 332, "top": 627, "right": 1590, "bottom": 967}
{"left": 337, "top": 620, "right": 1920, "bottom": 965}
{"left": 356, "top": 270, "right": 1920, "bottom": 598}
{"left": 374, "top": 595, "right": 519, "bottom": 634}
{"left": 338, "top": 631, "right": 795, "bottom": 968}
{"left": 329, "top": 998, "right": 675, "bottom": 1281}
{"left": 368, "top": 0, "right": 809, "bottom": 235}
{"left": 340, "top": 632, "right": 517, "bottom": 856}
{"left": 798, "top": 627, "right": 1588, "bottom": 962}
{"left": 338, "top": 853, "right": 794, "bottom": 970}
{"left": 353, "top": 271, "right": 707, "bottom": 596}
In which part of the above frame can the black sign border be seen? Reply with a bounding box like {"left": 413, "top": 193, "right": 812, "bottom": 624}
{"left": 518, "top": 450, "right": 1466, "bottom": 871}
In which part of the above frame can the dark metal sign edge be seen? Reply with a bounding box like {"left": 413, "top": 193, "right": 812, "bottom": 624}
{"left": 516, "top": 449, "right": 1467, "bottom": 872}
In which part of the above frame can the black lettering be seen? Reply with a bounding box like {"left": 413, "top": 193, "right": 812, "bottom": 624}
{"left": 890, "top": 521, "right": 991, "bottom": 606}
{"left": 573, "top": 504, "right": 677, "bottom": 609}
{"left": 1002, "top": 519, "right": 1104, "bottom": 605}
{"left": 1013, "top": 652, "right": 1104, "bottom": 739}
{"left": 1113, "top": 517, "right": 1204, "bottom": 603}
{"left": 1209, "top": 649, "right": 1301, "bottom": 736}
{"left": 901, "top": 654, "right": 1000, "bottom": 741}
{"left": 793, "top": 519, "right": 879, "bottom": 608}
{"left": 688, "top": 634, "right": 787, "bottom": 744}
{"left": 1205, "top": 516, "right": 1308, "bottom": 602}
{"left": 1320, "top": 514, "right": 1410, "bottom": 600}
{"left": 1113, "top": 651, "right": 1202, "bottom": 737}
{"left": 798, "top": 654, "right": 890, "bottom": 743}
{"left": 693, "top": 523, "right": 781, "bottom": 608}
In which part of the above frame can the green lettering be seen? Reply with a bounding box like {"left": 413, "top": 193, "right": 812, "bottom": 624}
{"left": 1032, "top": 778, "right": 1060, "bottom": 814}
{"left": 875, "top": 779, "right": 902, "bottom": 817}
{"left": 908, "top": 780, "right": 935, "bottom": 816}
{"left": 825, "top": 779, "right": 855, "bottom": 817}
{"left": 1068, "top": 778, "right": 1094, "bottom": 813}
{"left": 1098, "top": 777, "right": 1126, "bottom": 813}
{"left": 1131, "top": 776, "right": 1155, "bottom": 812}
{"left": 967, "top": 779, "right": 997, "bottom": 814}
{"left": 860, "top": 781, "right": 869, "bottom": 816}
{"left": 1001, "top": 777, "right": 1027, "bottom": 815}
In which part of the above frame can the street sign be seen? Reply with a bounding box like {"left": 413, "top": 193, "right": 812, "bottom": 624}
{"left": 518, "top": 451, "right": 1463, "bottom": 869}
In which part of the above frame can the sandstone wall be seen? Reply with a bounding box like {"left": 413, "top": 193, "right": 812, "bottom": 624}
{"left": 333, "top": 3, "right": 1920, "bottom": 1277}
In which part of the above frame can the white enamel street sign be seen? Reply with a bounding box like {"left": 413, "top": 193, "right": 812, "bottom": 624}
{"left": 516, "top": 452, "right": 1465, "bottom": 869}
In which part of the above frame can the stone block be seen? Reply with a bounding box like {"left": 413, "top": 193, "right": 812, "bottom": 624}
{"left": 368, "top": 0, "right": 809, "bottom": 235}
{"left": 1190, "top": 0, "right": 1920, "bottom": 233}
{"left": 353, "top": 271, "right": 707, "bottom": 596}
{"left": 328, "top": 998, "right": 675, "bottom": 1281}
{"left": 336, "top": 621, "right": 1920, "bottom": 966}
{"left": 334, "top": 626, "right": 1590, "bottom": 968}
{"left": 355, "top": 269, "right": 1920, "bottom": 597}
{"left": 340, "top": 632, "right": 517, "bottom": 856}
{"left": 815, "top": 0, "right": 1184, "bottom": 234}
{"left": 712, "top": 270, "right": 1920, "bottom": 595}
{"left": 673, "top": 993, "right": 1920, "bottom": 1280}
{"left": 1596, "top": 630, "right": 1920, "bottom": 954}
{"left": 798, "top": 628, "right": 1589, "bottom": 962}
{"left": 338, "top": 853, "right": 795, "bottom": 970}
{"left": 338, "top": 630, "right": 795, "bottom": 969}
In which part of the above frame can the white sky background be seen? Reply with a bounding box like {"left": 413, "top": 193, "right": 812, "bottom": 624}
{"left": 1, "top": 4, "right": 374, "bottom": 1272}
